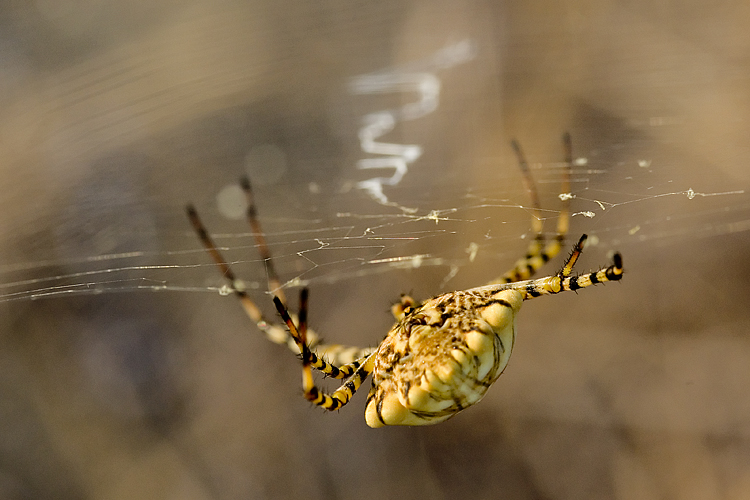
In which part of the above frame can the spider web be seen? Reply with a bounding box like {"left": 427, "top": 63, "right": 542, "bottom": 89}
{"left": 4, "top": 189, "right": 745, "bottom": 302}
{"left": 0, "top": 40, "right": 747, "bottom": 305}
{"left": 0, "top": 138, "right": 746, "bottom": 305}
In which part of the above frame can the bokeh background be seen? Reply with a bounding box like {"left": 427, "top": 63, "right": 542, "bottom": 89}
{"left": 1, "top": 1, "right": 749, "bottom": 499}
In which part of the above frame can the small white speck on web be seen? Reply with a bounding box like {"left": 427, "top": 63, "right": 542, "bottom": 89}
{"left": 427, "top": 210, "right": 442, "bottom": 224}
{"left": 629, "top": 225, "right": 641, "bottom": 235}
{"left": 638, "top": 159, "right": 652, "bottom": 168}
{"left": 573, "top": 211, "right": 596, "bottom": 218}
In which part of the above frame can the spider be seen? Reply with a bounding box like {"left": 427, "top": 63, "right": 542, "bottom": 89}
{"left": 186, "top": 133, "right": 624, "bottom": 427}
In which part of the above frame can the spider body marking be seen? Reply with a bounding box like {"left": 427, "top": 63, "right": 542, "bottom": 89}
{"left": 363, "top": 287, "right": 522, "bottom": 427}
{"left": 188, "top": 133, "right": 624, "bottom": 427}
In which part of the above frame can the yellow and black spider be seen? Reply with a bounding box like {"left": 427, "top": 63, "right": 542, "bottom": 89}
{"left": 186, "top": 133, "right": 623, "bottom": 428}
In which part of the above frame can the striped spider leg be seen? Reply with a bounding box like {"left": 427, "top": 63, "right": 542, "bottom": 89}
{"left": 389, "top": 133, "right": 573, "bottom": 320}
{"left": 492, "top": 132, "right": 573, "bottom": 284}
{"left": 186, "top": 177, "right": 373, "bottom": 370}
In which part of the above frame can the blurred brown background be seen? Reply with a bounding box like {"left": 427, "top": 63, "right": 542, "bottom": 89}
{"left": 1, "top": 1, "right": 749, "bottom": 499}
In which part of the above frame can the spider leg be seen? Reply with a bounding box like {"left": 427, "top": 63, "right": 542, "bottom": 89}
{"left": 273, "top": 292, "right": 376, "bottom": 410}
{"left": 239, "top": 176, "right": 376, "bottom": 363}
{"left": 390, "top": 294, "right": 418, "bottom": 321}
{"left": 239, "top": 176, "right": 286, "bottom": 304}
{"left": 297, "top": 284, "right": 309, "bottom": 341}
{"left": 188, "top": 183, "right": 375, "bottom": 364}
{"left": 492, "top": 133, "right": 572, "bottom": 284}
{"left": 187, "top": 204, "right": 290, "bottom": 346}
{"left": 558, "top": 231, "right": 584, "bottom": 278}
{"left": 277, "top": 289, "right": 368, "bottom": 378}
{"left": 500, "top": 234, "right": 623, "bottom": 299}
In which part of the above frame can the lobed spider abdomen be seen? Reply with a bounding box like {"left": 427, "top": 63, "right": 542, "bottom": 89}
{"left": 363, "top": 287, "right": 523, "bottom": 426}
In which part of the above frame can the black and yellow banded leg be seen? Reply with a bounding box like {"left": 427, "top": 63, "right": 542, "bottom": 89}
{"left": 511, "top": 234, "right": 624, "bottom": 299}
{"left": 187, "top": 203, "right": 306, "bottom": 349}
{"left": 501, "top": 138, "right": 544, "bottom": 283}
{"left": 282, "top": 290, "right": 370, "bottom": 379}
{"left": 271, "top": 290, "right": 354, "bottom": 378}
{"left": 272, "top": 293, "right": 375, "bottom": 410}
{"left": 559, "top": 233, "right": 585, "bottom": 278}
{"left": 390, "top": 294, "right": 418, "bottom": 321}
{"left": 188, "top": 193, "right": 375, "bottom": 364}
{"left": 187, "top": 204, "right": 271, "bottom": 330}
{"left": 494, "top": 133, "right": 573, "bottom": 284}
{"left": 561, "top": 251, "right": 623, "bottom": 290}
{"left": 303, "top": 357, "right": 376, "bottom": 410}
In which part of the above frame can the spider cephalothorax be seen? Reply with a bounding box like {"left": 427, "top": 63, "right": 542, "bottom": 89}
{"left": 188, "top": 133, "right": 624, "bottom": 427}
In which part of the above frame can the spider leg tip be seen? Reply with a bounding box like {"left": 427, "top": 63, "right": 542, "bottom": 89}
{"left": 272, "top": 295, "right": 285, "bottom": 312}
{"left": 613, "top": 252, "right": 623, "bottom": 269}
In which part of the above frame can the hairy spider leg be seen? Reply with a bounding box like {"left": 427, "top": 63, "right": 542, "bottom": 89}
{"left": 494, "top": 132, "right": 573, "bottom": 284}
{"left": 187, "top": 185, "right": 375, "bottom": 364}
{"left": 498, "top": 233, "right": 624, "bottom": 299}
{"left": 390, "top": 135, "right": 573, "bottom": 324}
{"left": 239, "top": 176, "right": 377, "bottom": 362}
{"left": 187, "top": 205, "right": 298, "bottom": 351}
{"left": 558, "top": 232, "right": 585, "bottom": 278}
{"left": 273, "top": 293, "right": 376, "bottom": 409}
{"left": 289, "top": 287, "right": 369, "bottom": 379}
{"left": 290, "top": 289, "right": 368, "bottom": 379}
